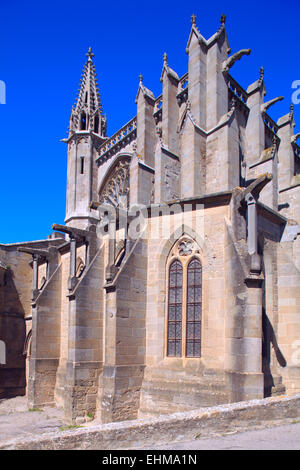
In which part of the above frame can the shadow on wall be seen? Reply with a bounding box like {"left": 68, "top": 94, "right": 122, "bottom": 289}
{"left": 259, "top": 239, "right": 287, "bottom": 398}
{"left": 0, "top": 268, "right": 26, "bottom": 398}
{"left": 262, "top": 307, "right": 287, "bottom": 397}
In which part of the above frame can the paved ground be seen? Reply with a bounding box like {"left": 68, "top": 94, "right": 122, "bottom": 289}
{"left": 149, "top": 421, "right": 300, "bottom": 450}
{"left": 0, "top": 396, "right": 65, "bottom": 442}
{"left": 1, "top": 396, "right": 300, "bottom": 450}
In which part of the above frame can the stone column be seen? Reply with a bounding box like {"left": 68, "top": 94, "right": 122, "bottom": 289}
{"left": 277, "top": 110, "right": 295, "bottom": 191}
{"left": 245, "top": 75, "right": 265, "bottom": 167}
{"left": 161, "top": 54, "right": 179, "bottom": 154}
{"left": 31, "top": 254, "right": 39, "bottom": 300}
{"left": 206, "top": 33, "right": 228, "bottom": 129}
{"left": 85, "top": 225, "right": 97, "bottom": 266}
{"left": 225, "top": 191, "right": 264, "bottom": 402}
{"left": 245, "top": 193, "right": 261, "bottom": 274}
{"left": 105, "top": 217, "right": 117, "bottom": 282}
{"left": 68, "top": 235, "right": 78, "bottom": 291}
{"left": 136, "top": 76, "right": 156, "bottom": 167}
{"left": 187, "top": 22, "right": 206, "bottom": 129}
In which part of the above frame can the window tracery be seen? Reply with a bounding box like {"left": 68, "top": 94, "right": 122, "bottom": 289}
{"left": 98, "top": 158, "right": 130, "bottom": 209}
{"left": 166, "top": 237, "right": 202, "bottom": 358}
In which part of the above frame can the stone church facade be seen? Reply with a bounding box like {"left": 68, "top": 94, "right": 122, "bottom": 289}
{"left": 1, "top": 15, "right": 300, "bottom": 425}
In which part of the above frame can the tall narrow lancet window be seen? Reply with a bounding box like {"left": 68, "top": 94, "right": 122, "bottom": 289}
{"left": 80, "top": 157, "right": 84, "bottom": 175}
{"left": 186, "top": 259, "right": 202, "bottom": 357}
{"left": 166, "top": 237, "right": 203, "bottom": 359}
{"left": 80, "top": 112, "right": 87, "bottom": 130}
{"left": 167, "top": 260, "right": 183, "bottom": 357}
{"left": 94, "top": 115, "right": 99, "bottom": 134}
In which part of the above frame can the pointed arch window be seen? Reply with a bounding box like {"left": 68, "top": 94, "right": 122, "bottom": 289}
{"left": 80, "top": 111, "right": 87, "bottom": 130}
{"left": 167, "top": 260, "right": 183, "bottom": 357}
{"left": 94, "top": 115, "right": 99, "bottom": 134}
{"left": 166, "top": 239, "right": 202, "bottom": 358}
{"left": 186, "top": 259, "right": 202, "bottom": 357}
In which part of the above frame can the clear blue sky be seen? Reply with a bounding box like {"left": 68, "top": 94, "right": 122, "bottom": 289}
{"left": 0, "top": 0, "right": 299, "bottom": 243}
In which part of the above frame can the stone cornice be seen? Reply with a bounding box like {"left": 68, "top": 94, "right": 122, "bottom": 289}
{"left": 61, "top": 130, "right": 106, "bottom": 145}
{"left": 147, "top": 191, "right": 233, "bottom": 213}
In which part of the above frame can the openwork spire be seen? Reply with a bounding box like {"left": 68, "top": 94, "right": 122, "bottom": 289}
{"left": 69, "top": 48, "right": 106, "bottom": 137}
{"left": 75, "top": 47, "right": 102, "bottom": 115}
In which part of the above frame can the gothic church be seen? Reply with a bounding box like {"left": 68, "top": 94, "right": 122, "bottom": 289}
{"left": 0, "top": 15, "right": 300, "bottom": 425}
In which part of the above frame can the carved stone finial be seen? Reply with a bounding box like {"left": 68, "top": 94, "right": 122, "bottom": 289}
{"left": 220, "top": 13, "right": 226, "bottom": 25}
{"left": 139, "top": 73, "right": 143, "bottom": 83}
{"left": 258, "top": 66, "right": 265, "bottom": 86}
{"left": 163, "top": 52, "right": 168, "bottom": 63}
{"left": 86, "top": 47, "right": 94, "bottom": 61}
{"left": 191, "top": 14, "right": 196, "bottom": 25}
{"left": 260, "top": 66, "right": 264, "bottom": 80}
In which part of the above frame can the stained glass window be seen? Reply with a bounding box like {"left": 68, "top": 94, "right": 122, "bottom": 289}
{"left": 186, "top": 259, "right": 202, "bottom": 357}
{"left": 167, "top": 260, "right": 183, "bottom": 357}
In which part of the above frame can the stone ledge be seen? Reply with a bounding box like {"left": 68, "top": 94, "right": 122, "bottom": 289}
{"left": 1, "top": 394, "right": 300, "bottom": 450}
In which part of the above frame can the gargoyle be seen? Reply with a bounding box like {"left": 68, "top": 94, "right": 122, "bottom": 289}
{"left": 261, "top": 96, "right": 284, "bottom": 114}
{"left": 291, "top": 132, "right": 300, "bottom": 145}
{"left": 222, "top": 49, "right": 251, "bottom": 74}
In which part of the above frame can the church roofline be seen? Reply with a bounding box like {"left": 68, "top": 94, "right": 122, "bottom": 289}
{"left": 0, "top": 238, "right": 65, "bottom": 249}
{"left": 185, "top": 14, "right": 230, "bottom": 54}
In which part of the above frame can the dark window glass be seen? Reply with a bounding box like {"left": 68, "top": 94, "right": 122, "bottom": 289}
{"left": 80, "top": 157, "right": 84, "bottom": 174}
{"left": 186, "top": 258, "right": 202, "bottom": 357}
{"left": 167, "top": 260, "right": 183, "bottom": 357}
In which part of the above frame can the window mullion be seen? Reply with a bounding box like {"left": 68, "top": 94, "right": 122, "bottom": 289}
{"left": 182, "top": 260, "right": 187, "bottom": 358}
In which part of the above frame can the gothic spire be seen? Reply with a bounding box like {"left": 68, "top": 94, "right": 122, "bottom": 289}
{"left": 75, "top": 47, "right": 102, "bottom": 115}
{"left": 69, "top": 47, "right": 106, "bottom": 137}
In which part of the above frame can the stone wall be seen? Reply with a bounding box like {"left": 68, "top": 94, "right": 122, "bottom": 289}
{"left": 28, "top": 262, "right": 62, "bottom": 407}
{"left": 277, "top": 240, "right": 300, "bottom": 394}
{"left": 0, "top": 239, "right": 64, "bottom": 399}
{"left": 54, "top": 243, "right": 86, "bottom": 407}
{"left": 100, "top": 236, "right": 148, "bottom": 423}
{"left": 139, "top": 203, "right": 232, "bottom": 417}
{"left": 2, "top": 394, "right": 300, "bottom": 450}
{"left": 64, "top": 246, "right": 105, "bottom": 424}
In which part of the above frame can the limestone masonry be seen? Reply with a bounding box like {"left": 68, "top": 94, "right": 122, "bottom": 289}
{"left": 0, "top": 15, "right": 300, "bottom": 425}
